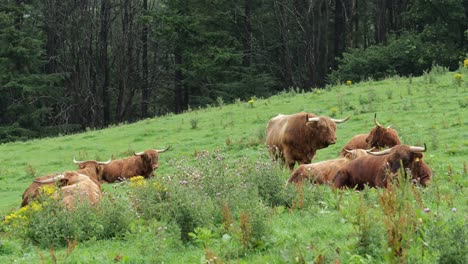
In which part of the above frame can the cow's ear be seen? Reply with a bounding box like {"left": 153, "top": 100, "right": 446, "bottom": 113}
{"left": 412, "top": 152, "right": 423, "bottom": 162}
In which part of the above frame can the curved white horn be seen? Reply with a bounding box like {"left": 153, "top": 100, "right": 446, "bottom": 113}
{"left": 156, "top": 146, "right": 171, "bottom": 153}
{"left": 97, "top": 158, "right": 112, "bottom": 165}
{"left": 134, "top": 151, "right": 145, "bottom": 156}
{"left": 330, "top": 116, "right": 350, "bottom": 123}
{"left": 307, "top": 117, "right": 320, "bottom": 122}
{"left": 409, "top": 143, "right": 427, "bottom": 153}
{"left": 34, "top": 174, "right": 64, "bottom": 184}
{"left": 73, "top": 156, "right": 83, "bottom": 164}
{"left": 374, "top": 113, "right": 382, "bottom": 128}
{"left": 368, "top": 148, "right": 392, "bottom": 156}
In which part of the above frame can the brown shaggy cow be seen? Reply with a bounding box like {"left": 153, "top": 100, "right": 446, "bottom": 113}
{"left": 102, "top": 147, "right": 170, "bottom": 183}
{"left": 266, "top": 112, "right": 350, "bottom": 170}
{"left": 339, "top": 113, "right": 401, "bottom": 156}
{"left": 20, "top": 158, "right": 110, "bottom": 207}
{"left": 333, "top": 144, "right": 431, "bottom": 189}
{"left": 288, "top": 149, "right": 369, "bottom": 184}
{"left": 34, "top": 171, "right": 102, "bottom": 209}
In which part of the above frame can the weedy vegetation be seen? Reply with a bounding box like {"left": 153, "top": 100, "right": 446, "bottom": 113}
{"left": 0, "top": 68, "right": 466, "bottom": 263}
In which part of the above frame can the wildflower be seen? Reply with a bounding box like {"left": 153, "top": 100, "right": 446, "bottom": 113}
{"left": 423, "top": 208, "right": 431, "bottom": 213}
{"left": 452, "top": 208, "right": 457, "bottom": 212}
{"left": 180, "top": 180, "right": 188, "bottom": 185}
{"left": 248, "top": 98, "right": 255, "bottom": 108}
{"left": 454, "top": 73, "right": 463, "bottom": 87}
{"left": 129, "top": 176, "right": 146, "bottom": 187}
{"left": 464, "top": 58, "right": 468, "bottom": 68}
{"left": 40, "top": 185, "right": 56, "bottom": 196}
{"left": 346, "top": 80, "right": 352, "bottom": 86}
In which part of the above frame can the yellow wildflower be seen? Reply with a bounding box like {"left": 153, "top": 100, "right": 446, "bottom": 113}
{"left": 40, "top": 185, "right": 56, "bottom": 196}
{"left": 346, "top": 80, "right": 352, "bottom": 86}
{"left": 130, "top": 176, "right": 146, "bottom": 187}
{"left": 454, "top": 73, "right": 462, "bottom": 80}
{"left": 248, "top": 98, "right": 255, "bottom": 108}
{"left": 464, "top": 58, "right": 468, "bottom": 68}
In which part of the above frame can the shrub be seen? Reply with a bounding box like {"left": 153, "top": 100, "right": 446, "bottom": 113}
{"left": 22, "top": 195, "right": 132, "bottom": 248}
{"left": 424, "top": 213, "right": 467, "bottom": 264}
{"left": 129, "top": 150, "right": 273, "bottom": 253}
{"left": 328, "top": 33, "right": 460, "bottom": 83}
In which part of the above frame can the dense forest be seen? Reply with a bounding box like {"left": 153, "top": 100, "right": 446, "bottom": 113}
{"left": 1, "top": 0, "right": 467, "bottom": 142}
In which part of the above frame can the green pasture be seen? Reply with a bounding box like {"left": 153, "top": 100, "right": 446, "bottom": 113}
{"left": 0, "top": 68, "right": 467, "bottom": 263}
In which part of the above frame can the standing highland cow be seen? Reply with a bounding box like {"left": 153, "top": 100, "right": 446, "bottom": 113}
{"left": 266, "top": 112, "right": 349, "bottom": 170}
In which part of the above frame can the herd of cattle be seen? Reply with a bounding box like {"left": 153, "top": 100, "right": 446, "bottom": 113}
{"left": 20, "top": 112, "right": 431, "bottom": 209}
{"left": 266, "top": 112, "right": 431, "bottom": 188}
{"left": 21, "top": 147, "right": 170, "bottom": 209}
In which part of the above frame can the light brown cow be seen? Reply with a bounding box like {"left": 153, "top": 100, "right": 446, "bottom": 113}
{"left": 333, "top": 144, "right": 431, "bottom": 189}
{"left": 266, "top": 112, "right": 350, "bottom": 171}
{"left": 339, "top": 113, "right": 401, "bottom": 156}
{"left": 20, "top": 158, "right": 110, "bottom": 207}
{"left": 102, "top": 147, "right": 171, "bottom": 183}
{"left": 288, "top": 149, "right": 369, "bottom": 184}
{"left": 34, "top": 171, "right": 102, "bottom": 209}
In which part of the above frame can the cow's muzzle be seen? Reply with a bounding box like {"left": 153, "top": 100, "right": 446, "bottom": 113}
{"left": 327, "top": 138, "right": 337, "bottom": 145}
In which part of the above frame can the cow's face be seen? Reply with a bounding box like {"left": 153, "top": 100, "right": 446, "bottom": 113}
{"left": 367, "top": 126, "right": 400, "bottom": 149}
{"left": 140, "top": 150, "right": 160, "bottom": 171}
{"left": 306, "top": 117, "right": 337, "bottom": 147}
{"left": 77, "top": 161, "right": 104, "bottom": 181}
{"left": 386, "top": 145, "right": 424, "bottom": 178}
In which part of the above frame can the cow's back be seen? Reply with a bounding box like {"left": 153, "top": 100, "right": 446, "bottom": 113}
{"left": 333, "top": 155, "right": 388, "bottom": 189}
{"left": 266, "top": 114, "right": 290, "bottom": 148}
{"left": 102, "top": 156, "right": 143, "bottom": 182}
{"left": 289, "top": 158, "right": 348, "bottom": 184}
{"left": 339, "top": 134, "right": 369, "bottom": 156}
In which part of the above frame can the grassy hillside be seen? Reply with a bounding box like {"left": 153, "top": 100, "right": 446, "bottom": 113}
{"left": 0, "top": 68, "right": 467, "bottom": 263}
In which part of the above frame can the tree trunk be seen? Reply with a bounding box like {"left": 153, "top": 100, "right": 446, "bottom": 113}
{"left": 275, "top": 0, "right": 295, "bottom": 88}
{"left": 99, "top": 0, "right": 111, "bottom": 126}
{"left": 141, "top": 0, "right": 150, "bottom": 118}
{"left": 242, "top": 0, "right": 253, "bottom": 67}
{"left": 174, "top": 43, "right": 184, "bottom": 114}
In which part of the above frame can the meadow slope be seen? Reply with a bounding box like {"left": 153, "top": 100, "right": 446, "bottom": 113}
{"left": 0, "top": 69, "right": 467, "bottom": 263}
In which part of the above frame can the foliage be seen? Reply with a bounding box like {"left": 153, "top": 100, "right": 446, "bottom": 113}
{"left": 9, "top": 195, "right": 133, "bottom": 248}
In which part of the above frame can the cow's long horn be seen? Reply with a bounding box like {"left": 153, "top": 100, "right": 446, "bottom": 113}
{"left": 374, "top": 113, "right": 382, "bottom": 128}
{"left": 73, "top": 156, "right": 82, "bottom": 164}
{"left": 134, "top": 151, "right": 144, "bottom": 156}
{"left": 156, "top": 146, "right": 171, "bottom": 153}
{"left": 409, "top": 143, "right": 427, "bottom": 153}
{"left": 307, "top": 117, "right": 320, "bottom": 122}
{"left": 368, "top": 148, "right": 392, "bottom": 156}
{"left": 97, "top": 158, "right": 112, "bottom": 165}
{"left": 34, "top": 174, "right": 64, "bottom": 184}
{"left": 330, "top": 116, "right": 350, "bottom": 123}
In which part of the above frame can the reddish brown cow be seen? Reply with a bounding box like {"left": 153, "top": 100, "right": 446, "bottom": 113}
{"left": 20, "top": 158, "right": 110, "bottom": 207}
{"left": 102, "top": 147, "right": 170, "bottom": 183}
{"left": 288, "top": 149, "right": 369, "bottom": 184}
{"left": 266, "top": 112, "right": 350, "bottom": 171}
{"left": 34, "top": 171, "right": 102, "bottom": 209}
{"left": 339, "top": 113, "right": 401, "bottom": 156}
{"left": 333, "top": 144, "right": 431, "bottom": 189}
